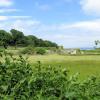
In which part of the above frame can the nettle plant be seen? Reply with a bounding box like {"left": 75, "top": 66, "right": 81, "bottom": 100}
{"left": 0, "top": 51, "right": 100, "bottom": 100}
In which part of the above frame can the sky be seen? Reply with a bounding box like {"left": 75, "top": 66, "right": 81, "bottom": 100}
{"left": 0, "top": 0, "right": 100, "bottom": 48}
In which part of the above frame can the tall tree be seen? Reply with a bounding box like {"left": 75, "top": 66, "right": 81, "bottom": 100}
{"left": 0, "top": 30, "right": 11, "bottom": 49}
{"left": 26, "top": 35, "right": 38, "bottom": 47}
{"left": 0, "top": 29, "right": 58, "bottom": 48}
{"left": 10, "top": 29, "right": 25, "bottom": 48}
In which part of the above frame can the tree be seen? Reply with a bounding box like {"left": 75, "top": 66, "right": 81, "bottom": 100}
{"left": 35, "top": 47, "right": 46, "bottom": 55}
{"left": 95, "top": 40, "right": 100, "bottom": 48}
{"left": 26, "top": 35, "right": 38, "bottom": 47}
{"left": 10, "top": 29, "right": 25, "bottom": 48}
{"left": 0, "top": 30, "right": 11, "bottom": 49}
{"left": 44, "top": 40, "right": 58, "bottom": 47}
{"left": 0, "top": 29, "right": 58, "bottom": 48}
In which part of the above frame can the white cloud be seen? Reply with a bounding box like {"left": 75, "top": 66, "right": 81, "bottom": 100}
{"left": 36, "top": 19, "right": 100, "bottom": 34}
{"left": 0, "top": 0, "right": 13, "bottom": 7}
{"left": 80, "top": 0, "right": 100, "bottom": 15}
{"left": 42, "top": 34, "right": 100, "bottom": 48}
{"left": 0, "top": 16, "right": 8, "bottom": 20}
{"left": 0, "top": 8, "right": 20, "bottom": 13}
{"left": 0, "top": 18, "right": 100, "bottom": 47}
{"left": 10, "top": 16, "right": 32, "bottom": 19}
{"left": 59, "top": 19, "right": 100, "bottom": 33}
{"left": 33, "top": 19, "right": 100, "bottom": 47}
{"left": 0, "top": 16, "right": 32, "bottom": 21}
{"left": 10, "top": 20, "right": 41, "bottom": 32}
{"left": 35, "top": 2, "right": 51, "bottom": 11}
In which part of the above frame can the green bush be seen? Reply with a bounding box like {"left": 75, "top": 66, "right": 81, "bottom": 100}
{"left": 0, "top": 48, "right": 4, "bottom": 52}
{"left": 35, "top": 47, "right": 46, "bottom": 55}
{"left": 21, "top": 47, "right": 46, "bottom": 55}
{"left": 20, "top": 46, "right": 35, "bottom": 54}
{"left": 1, "top": 52, "right": 100, "bottom": 100}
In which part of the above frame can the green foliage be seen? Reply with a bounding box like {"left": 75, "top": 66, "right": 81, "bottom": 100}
{"left": 0, "top": 29, "right": 58, "bottom": 48}
{"left": 0, "top": 51, "right": 33, "bottom": 99}
{"left": 35, "top": 47, "right": 46, "bottom": 55}
{"left": 0, "top": 48, "right": 4, "bottom": 52}
{"left": 20, "top": 47, "right": 47, "bottom": 55}
{"left": 20, "top": 46, "right": 35, "bottom": 54}
{"left": 1, "top": 52, "right": 100, "bottom": 100}
{"left": 0, "top": 30, "right": 11, "bottom": 49}
{"left": 76, "top": 48, "right": 81, "bottom": 54}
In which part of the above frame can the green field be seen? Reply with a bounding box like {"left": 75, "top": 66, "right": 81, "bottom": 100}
{"left": 26, "top": 54, "right": 100, "bottom": 80}
{"left": 1, "top": 47, "right": 100, "bottom": 80}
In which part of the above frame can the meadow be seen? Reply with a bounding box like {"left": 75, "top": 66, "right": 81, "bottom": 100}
{"left": 28, "top": 54, "right": 100, "bottom": 80}
{"left": 2, "top": 47, "right": 100, "bottom": 80}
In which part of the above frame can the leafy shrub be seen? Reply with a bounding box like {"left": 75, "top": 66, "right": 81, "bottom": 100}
{"left": 20, "top": 46, "right": 35, "bottom": 54}
{"left": 21, "top": 47, "right": 46, "bottom": 55}
{"left": 76, "top": 48, "right": 81, "bottom": 54}
{"left": 1, "top": 52, "right": 100, "bottom": 100}
{"left": 0, "top": 48, "right": 4, "bottom": 52}
{"left": 0, "top": 51, "right": 33, "bottom": 99}
{"left": 35, "top": 47, "right": 46, "bottom": 55}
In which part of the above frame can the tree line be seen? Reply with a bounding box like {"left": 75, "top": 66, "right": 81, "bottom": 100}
{"left": 0, "top": 29, "right": 58, "bottom": 49}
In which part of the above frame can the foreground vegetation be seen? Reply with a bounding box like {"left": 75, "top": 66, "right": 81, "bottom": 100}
{"left": 1, "top": 51, "right": 100, "bottom": 100}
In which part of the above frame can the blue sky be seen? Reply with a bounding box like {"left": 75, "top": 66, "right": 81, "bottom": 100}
{"left": 0, "top": 0, "right": 100, "bottom": 48}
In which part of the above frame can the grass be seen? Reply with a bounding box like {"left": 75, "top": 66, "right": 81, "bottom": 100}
{"left": 1, "top": 47, "right": 100, "bottom": 80}
{"left": 27, "top": 54, "right": 100, "bottom": 80}
{"left": 82, "top": 48, "right": 100, "bottom": 55}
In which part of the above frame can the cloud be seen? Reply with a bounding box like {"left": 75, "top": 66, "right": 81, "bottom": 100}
{"left": 10, "top": 20, "right": 41, "bottom": 33}
{"left": 33, "top": 19, "right": 100, "bottom": 47}
{"left": 36, "top": 19, "right": 100, "bottom": 35}
{"left": 35, "top": 2, "right": 51, "bottom": 11}
{"left": 0, "top": 16, "right": 8, "bottom": 20}
{"left": 0, "top": 16, "right": 32, "bottom": 21}
{"left": 0, "top": 18, "right": 100, "bottom": 47}
{"left": 10, "top": 16, "right": 32, "bottom": 19}
{"left": 59, "top": 19, "right": 100, "bottom": 33}
{"left": 0, "top": 0, "right": 13, "bottom": 7}
{"left": 42, "top": 34, "right": 100, "bottom": 48}
{"left": 0, "top": 8, "right": 20, "bottom": 13}
{"left": 80, "top": 0, "right": 100, "bottom": 15}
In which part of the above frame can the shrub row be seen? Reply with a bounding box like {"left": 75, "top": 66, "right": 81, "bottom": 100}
{"left": 20, "top": 46, "right": 46, "bottom": 55}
